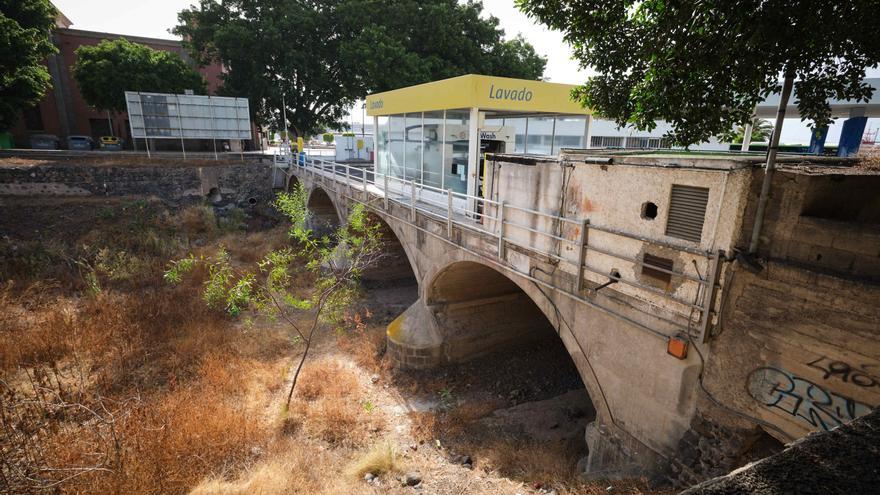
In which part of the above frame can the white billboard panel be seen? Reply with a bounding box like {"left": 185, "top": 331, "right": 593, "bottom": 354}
{"left": 125, "top": 91, "right": 251, "bottom": 140}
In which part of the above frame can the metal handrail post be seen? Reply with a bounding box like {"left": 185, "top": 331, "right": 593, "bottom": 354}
{"left": 699, "top": 249, "right": 724, "bottom": 343}
{"left": 497, "top": 201, "right": 506, "bottom": 259}
{"left": 384, "top": 174, "right": 389, "bottom": 210}
{"left": 361, "top": 168, "right": 368, "bottom": 200}
{"left": 576, "top": 219, "right": 590, "bottom": 293}
{"left": 410, "top": 181, "right": 417, "bottom": 221}
{"left": 447, "top": 189, "right": 453, "bottom": 238}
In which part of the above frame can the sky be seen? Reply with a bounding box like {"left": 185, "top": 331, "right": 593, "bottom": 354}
{"left": 52, "top": 0, "right": 878, "bottom": 144}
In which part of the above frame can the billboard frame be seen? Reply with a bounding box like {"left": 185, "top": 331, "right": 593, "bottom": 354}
{"left": 124, "top": 91, "right": 252, "bottom": 159}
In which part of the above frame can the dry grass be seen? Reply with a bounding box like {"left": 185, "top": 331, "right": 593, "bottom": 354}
{"left": 336, "top": 318, "right": 388, "bottom": 375}
{"left": 283, "top": 358, "right": 385, "bottom": 447}
{"left": 858, "top": 150, "right": 880, "bottom": 170}
{"left": 222, "top": 228, "right": 289, "bottom": 264}
{"left": 177, "top": 205, "right": 218, "bottom": 238}
{"left": 0, "top": 201, "right": 296, "bottom": 494}
{"left": 189, "top": 436, "right": 361, "bottom": 495}
{"left": 346, "top": 441, "right": 399, "bottom": 478}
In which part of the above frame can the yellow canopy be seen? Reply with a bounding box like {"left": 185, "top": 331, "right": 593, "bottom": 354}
{"left": 366, "top": 74, "right": 591, "bottom": 116}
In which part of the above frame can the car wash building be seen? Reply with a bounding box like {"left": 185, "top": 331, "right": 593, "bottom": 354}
{"left": 366, "top": 74, "right": 597, "bottom": 201}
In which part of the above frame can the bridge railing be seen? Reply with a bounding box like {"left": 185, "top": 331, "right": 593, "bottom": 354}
{"left": 283, "top": 155, "right": 722, "bottom": 343}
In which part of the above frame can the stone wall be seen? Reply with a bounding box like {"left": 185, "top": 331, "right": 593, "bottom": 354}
{"left": 738, "top": 168, "right": 880, "bottom": 280}
{"left": 0, "top": 160, "right": 275, "bottom": 209}
{"left": 674, "top": 256, "right": 880, "bottom": 485}
{"left": 682, "top": 408, "right": 880, "bottom": 494}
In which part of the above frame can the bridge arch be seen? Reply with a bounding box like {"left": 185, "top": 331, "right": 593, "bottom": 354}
{"left": 422, "top": 260, "right": 610, "bottom": 420}
{"left": 306, "top": 186, "right": 342, "bottom": 235}
{"left": 423, "top": 259, "right": 613, "bottom": 470}
{"left": 361, "top": 210, "right": 420, "bottom": 288}
{"left": 287, "top": 174, "right": 301, "bottom": 192}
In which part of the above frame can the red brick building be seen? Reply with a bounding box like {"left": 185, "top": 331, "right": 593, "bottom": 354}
{"left": 10, "top": 9, "right": 226, "bottom": 149}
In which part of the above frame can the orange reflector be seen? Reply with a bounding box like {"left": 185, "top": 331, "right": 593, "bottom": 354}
{"left": 667, "top": 336, "right": 689, "bottom": 360}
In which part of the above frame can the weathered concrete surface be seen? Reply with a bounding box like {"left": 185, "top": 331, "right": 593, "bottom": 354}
{"left": 681, "top": 407, "right": 880, "bottom": 495}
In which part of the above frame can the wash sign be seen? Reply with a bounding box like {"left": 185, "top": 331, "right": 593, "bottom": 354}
{"left": 125, "top": 91, "right": 251, "bottom": 140}
{"left": 365, "top": 74, "right": 592, "bottom": 116}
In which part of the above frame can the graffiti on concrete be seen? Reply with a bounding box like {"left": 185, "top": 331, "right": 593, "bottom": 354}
{"left": 806, "top": 356, "right": 878, "bottom": 388}
{"left": 747, "top": 367, "right": 873, "bottom": 432}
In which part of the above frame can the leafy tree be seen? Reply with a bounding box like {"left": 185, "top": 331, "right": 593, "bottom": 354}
{"left": 722, "top": 118, "right": 774, "bottom": 144}
{"left": 337, "top": 1, "right": 547, "bottom": 91}
{"left": 0, "top": 0, "right": 57, "bottom": 132}
{"left": 322, "top": 133, "right": 334, "bottom": 145}
{"left": 72, "top": 38, "right": 207, "bottom": 114}
{"left": 165, "top": 184, "right": 384, "bottom": 408}
{"left": 516, "top": 0, "right": 880, "bottom": 146}
{"left": 174, "top": 0, "right": 546, "bottom": 138}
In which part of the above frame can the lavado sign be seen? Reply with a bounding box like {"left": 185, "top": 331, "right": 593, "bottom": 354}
{"left": 488, "top": 84, "right": 533, "bottom": 102}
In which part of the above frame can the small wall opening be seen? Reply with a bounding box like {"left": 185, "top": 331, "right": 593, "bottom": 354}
{"left": 734, "top": 427, "right": 786, "bottom": 468}
{"left": 641, "top": 253, "right": 673, "bottom": 286}
{"left": 207, "top": 187, "right": 222, "bottom": 204}
{"left": 641, "top": 201, "right": 658, "bottom": 220}
{"left": 800, "top": 175, "right": 880, "bottom": 224}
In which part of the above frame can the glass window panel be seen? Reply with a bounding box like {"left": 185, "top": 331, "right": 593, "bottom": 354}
{"left": 389, "top": 114, "right": 405, "bottom": 180}
{"left": 505, "top": 117, "right": 527, "bottom": 153}
{"left": 553, "top": 116, "right": 586, "bottom": 152}
{"left": 627, "top": 136, "right": 650, "bottom": 148}
{"left": 592, "top": 136, "right": 624, "bottom": 148}
{"left": 483, "top": 117, "right": 504, "bottom": 127}
{"left": 526, "top": 116, "right": 554, "bottom": 155}
{"left": 444, "top": 109, "right": 469, "bottom": 194}
{"left": 423, "top": 111, "right": 444, "bottom": 188}
{"left": 376, "top": 116, "right": 389, "bottom": 175}
{"left": 405, "top": 113, "right": 422, "bottom": 182}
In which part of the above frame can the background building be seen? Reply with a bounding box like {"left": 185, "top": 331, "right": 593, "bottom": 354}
{"left": 9, "top": 6, "right": 225, "bottom": 149}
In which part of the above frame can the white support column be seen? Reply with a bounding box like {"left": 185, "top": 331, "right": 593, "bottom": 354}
{"left": 466, "top": 107, "right": 479, "bottom": 215}
{"left": 584, "top": 114, "right": 594, "bottom": 149}
{"left": 441, "top": 110, "right": 446, "bottom": 190}
{"left": 373, "top": 115, "right": 379, "bottom": 171}
{"left": 741, "top": 121, "right": 753, "bottom": 152}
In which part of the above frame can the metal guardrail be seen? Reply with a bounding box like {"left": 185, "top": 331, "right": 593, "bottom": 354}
{"left": 278, "top": 154, "right": 723, "bottom": 342}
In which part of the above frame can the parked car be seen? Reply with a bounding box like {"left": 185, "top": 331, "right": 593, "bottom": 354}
{"left": 29, "top": 134, "right": 60, "bottom": 150}
{"left": 67, "top": 135, "right": 95, "bottom": 150}
{"left": 99, "top": 135, "right": 124, "bottom": 151}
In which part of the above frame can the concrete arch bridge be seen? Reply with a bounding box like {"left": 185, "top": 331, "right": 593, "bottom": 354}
{"left": 281, "top": 153, "right": 736, "bottom": 478}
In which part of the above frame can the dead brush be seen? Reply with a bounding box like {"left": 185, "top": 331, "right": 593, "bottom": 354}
{"left": 346, "top": 441, "right": 399, "bottom": 478}
{"left": 177, "top": 205, "right": 218, "bottom": 238}
{"left": 295, "top": 359, "right": 359, "bottom": 401}
{"left": 282, "top": 359, "right": 382, "bottom": 447}
{"left": 221, "top": 227, "right": 289, "bottom": 264}
{"left": 336, "top": 309, "right": 389, "bottom": 374}
{"left": 38, "top": 368, "right": 269, "bottom": 494}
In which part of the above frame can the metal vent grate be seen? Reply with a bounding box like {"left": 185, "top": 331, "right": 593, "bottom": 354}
{"left": 665, "top": 185, "right": 710, "bottom": 243}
